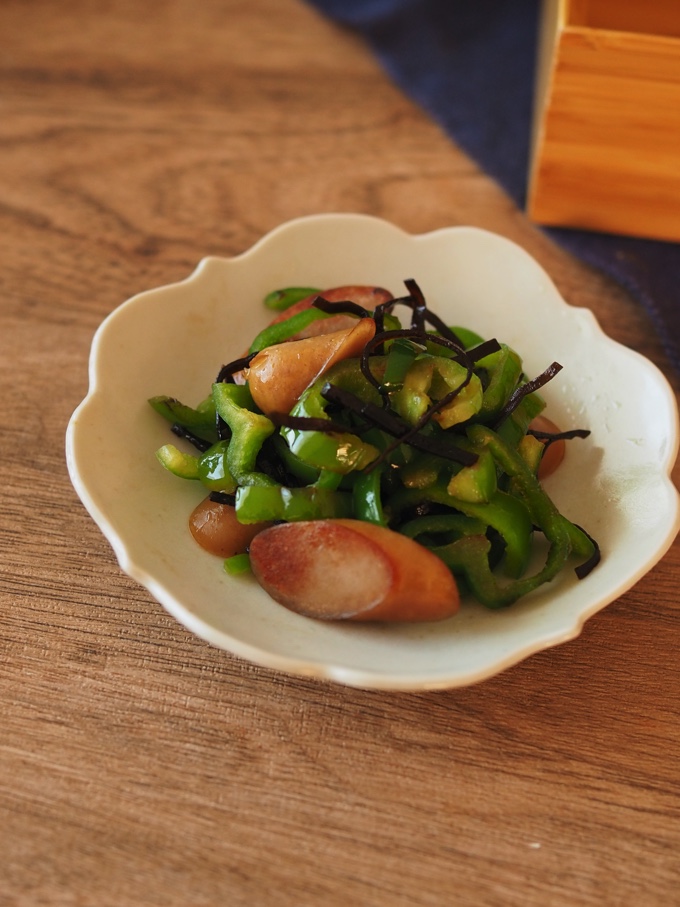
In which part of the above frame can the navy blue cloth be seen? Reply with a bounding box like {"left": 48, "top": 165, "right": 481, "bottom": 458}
{"left": 305, "top": 0, "right": 680, "bottom": 374}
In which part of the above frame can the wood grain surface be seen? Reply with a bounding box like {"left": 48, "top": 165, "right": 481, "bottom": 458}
{"left": 2, "top": 1, "right": 679, "bottom": 905}
{"left": 528, "top": 0, "right": 680, "bottom": 241}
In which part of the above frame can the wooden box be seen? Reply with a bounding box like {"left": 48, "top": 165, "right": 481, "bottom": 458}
{"left": 527, "top": 0, "right": 680, "bottom": 242}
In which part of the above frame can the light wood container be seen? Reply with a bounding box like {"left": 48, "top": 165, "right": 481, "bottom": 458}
{"left": 527, "top": 0, "right": 680, "bottom": 242}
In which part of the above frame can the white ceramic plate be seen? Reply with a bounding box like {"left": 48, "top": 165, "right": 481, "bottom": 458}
{"left": 66, "top": 213, "right": 680, "bottom": 690}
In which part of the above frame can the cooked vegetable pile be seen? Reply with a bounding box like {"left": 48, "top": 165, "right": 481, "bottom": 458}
{"left": 149, "top": 281, "right": 599, "bottom": 621}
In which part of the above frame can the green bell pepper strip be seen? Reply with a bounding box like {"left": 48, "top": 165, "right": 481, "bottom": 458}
{"left": 248, "top": 307, "right": 330, "bottom": 353}
{"left": 390, "top": 354, "right": 483, "bottom": 430}
{"left": 397, "top": 502, "right": 571, "bottom": 608}
{"left": 281, "top": 424, "right": 379, "bottom": 474}
{"left": 352, "top": 466, "right": 387, "bottom": 525}
{"left": 235, "top": 484, "right": 353, "bottom": 523}
{"left": 390, "top": 481, "right": 533, "bottom": 579}
{"left": 263, "top": 287, "right": 320, "bottom": 312}
{"left": 148, "top": 394, "right": 217, "bottom": 432}
{"left": 475, "top": 344, "right": 524, "bottom": 420}
{"left": 156, "top": 439, "right": 238, "bottom": 492}
{"left": 196, "top": 440, "right": 237, "bottom": 492}
{"left": 398, "top": 450, "right": 448, "bottom": 490}
{"left": 516, "top": 433, "right": 545, "bottom": 475}
{"left": 315, "top": 469, "right": 344, "bottom": 490}
{"left": 269, "top": 433, "right": 320, "bottom": 485}
{"left": 495, "top": 392, "right": 545, "bottom": 449}
{"left": 223, "top": 553, "right": 252, "bottom": 576}
{"left": 468, "top": 424, "right": 594, "bottom": 559}
{"left": 431, "top": 525, "right": 574, "bottom": 608}
{"left": 388, "top": 356, "right": 432, "bottom": 425}
{"left": 397, "top": 426, "right": 596, "bottom": 606}
{"left": 212, "top": 382, "right": 277, "bottom": 487}
{"left": 400, "top": 512, "right": 489, "bottom": 545}
{"left": 349, "top": 425, "right": 389, "bottom": 525}
{"left": 382, "top": 338, "right": 421, "bottom": 389}
{"left": 155, "top": 443, "right": 200, "bottom": 480}
{"left": 446, "top": 447, "right": 498, "bottom": 504}
{"left": 281, "top": 360, "right": 382, "bottom": 474}
{"left": 451, "top": 491, "right": 533, "bottom": 579}
{"left": 295, "top": 357, "right": 384, "bottom": 416}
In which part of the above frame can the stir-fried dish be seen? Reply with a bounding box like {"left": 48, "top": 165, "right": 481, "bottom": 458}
{"left": 149, "top": 280, "right": 600, "bottom": 621}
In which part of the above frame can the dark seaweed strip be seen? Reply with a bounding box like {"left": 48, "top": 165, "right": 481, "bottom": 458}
{"left": 370, "top": 285, "right": 464, "bottom": 347}
{"left": 572, "top": 525, "right": 602, "bottom": 579}
{"left": 396, "top": 279, "right": 465, "bottom": 346}
{"left": 270, "top": 412, "right": 351, "bottom": 434}
{"left": 209, "top": 491, "right": 236, "bottom": 506}
{"left": 528, "top": 426, "right": 591, "bottom": 453}
{"left": 403, "top": 279, "right": 427, "bottom": 332}
{"left": 467, "top": 338, "right": 503, "bottom": 361}
{"left": 170, "top": 423, "right": 213, "bottom": 453}
{"left": 322, "top": 382, "right": 407, "bottom": 433}
{"left": 371, "top": 293, "right": 424, "bottom": 341}
{"left": 321, "top": 383, "right": 478, "bottom": 466}
{"left": 216, "top": 415, "right": 231, "bottom": 441}
{"left": 493, "top": 362, "right": 563, "bottom": 428}
{"left": 311, "top": 297, "right": 373, "bottom": 319}
{"left": 527, "top": 427, "right": 591, "bottom": 443}
{"left": 216, "top": 352, "right": 258, "bottom": 384}
{"left": 409, "top": 280, "right": 465, "bottom": 346}
{"left": 372, "top": 298, "right": 395, "bottom": 340}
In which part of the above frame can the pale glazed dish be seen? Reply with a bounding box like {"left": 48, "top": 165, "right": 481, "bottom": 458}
{"left": 66, "top": 214, "right": 680, "bottom": 689}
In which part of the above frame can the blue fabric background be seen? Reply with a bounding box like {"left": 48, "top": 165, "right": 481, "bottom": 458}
{"left": 305, "top": 0, "right": 680, "bottom": 374}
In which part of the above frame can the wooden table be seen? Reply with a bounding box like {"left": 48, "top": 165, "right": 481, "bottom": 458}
{"left": 2, "top": 1, "right": 679, "bottom": 904}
